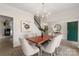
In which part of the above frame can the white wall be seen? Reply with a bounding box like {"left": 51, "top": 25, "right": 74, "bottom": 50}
{"left": 0, "top": 4, "right": 41, "bottom": 47}
{"left": 48, "top": 7, "right": 79, "bottom": 42}
{"left": 0, "top": 17, "right": 4, "bottom": 36}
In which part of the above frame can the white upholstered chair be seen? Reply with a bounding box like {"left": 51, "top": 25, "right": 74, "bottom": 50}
{"left": 40, "top": 34, "right": 63, "bottom": 56}
{"left": 55, "top": 34, "right": 63, "bottom": 48}
{"left": 19, "top": 37, "right": 39, "bottom": 56}
{"left": 40, "top": 38, "right": 57, "bottom": 56}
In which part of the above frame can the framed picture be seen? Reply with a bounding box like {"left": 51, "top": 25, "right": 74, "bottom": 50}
{"left": 23, "top": 23, "right": 30, "bottom": 29}
{"left": 21, "top": 20, "right": 30, "bottom": 32}
{"left": 53, "top": 24, "right": 61, "bottom": 33}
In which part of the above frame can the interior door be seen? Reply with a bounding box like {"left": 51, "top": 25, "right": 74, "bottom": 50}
{"left": 67, "top": 21, "right": 78, "bottom": 42}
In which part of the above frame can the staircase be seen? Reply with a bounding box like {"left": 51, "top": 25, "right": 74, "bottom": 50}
{"left": 34, "top": 15, "right": 41, "bottom": 29}
{"left": 34, "top": 15, "right": 46, "bottom": 32}
{"left": 34, "top": 15, "right": 48, "bottom": 35}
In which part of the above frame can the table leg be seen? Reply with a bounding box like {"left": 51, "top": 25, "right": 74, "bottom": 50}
{"left": 37, "top": 45, "right": 42, "bottom": 56}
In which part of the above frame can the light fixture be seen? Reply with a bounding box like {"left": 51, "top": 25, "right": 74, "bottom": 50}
{"left": 34, "top": 3, "right": 50, "bottom": 28}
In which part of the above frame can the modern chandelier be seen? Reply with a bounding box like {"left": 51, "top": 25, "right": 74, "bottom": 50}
{"left": 34, "top": 3, "right": 50, "bottom": 34}
{"left": 34, "top": 3, "right": 50, "bottom": 29}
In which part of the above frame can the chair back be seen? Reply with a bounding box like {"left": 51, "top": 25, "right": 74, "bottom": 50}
{"left": 44, "top": 34, "right": 63, "bottom": 53}
{"left": 55, "top": 34, "right": 63, "bottom": 48}
{"left": 19, "top": 37, "right": 34, "bottom": 55}
{"left": 44, "top": 37, "right": 58, "bottom": 53}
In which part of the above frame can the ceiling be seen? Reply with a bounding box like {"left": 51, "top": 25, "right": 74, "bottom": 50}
{"left": 5, "top": 3, "right": 79, "bottom": 15}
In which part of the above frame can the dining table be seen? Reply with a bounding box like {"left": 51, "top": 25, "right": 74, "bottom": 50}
{"left": 27, "top": 35, "right": 53, "bottom": 45}
{"left": 26, "top": 35, "right": 53, "bottom": 55}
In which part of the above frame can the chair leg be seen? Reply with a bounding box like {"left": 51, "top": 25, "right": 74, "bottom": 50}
{"left": 50, "top": 52, "right": 56, "bottom": 56}
{"left": 40, "top": 49, "right": 42, "bottom": 56}
{"left": 38, "top": 49, "right": 42, "bottom": 56}
{"left": 53, "top": 52, "right": 56, "bottom": 56}
{"left": 55, "top": 48, "right": 58, "bottom": 56}
{"left": 38, "top": 51, "right": 40, "bottom": 56}
{"left": 50, "top": 53, "right": 52, "bottom": 56}
{"left": 37, "top": 52, "right": 39, "bottom": 56}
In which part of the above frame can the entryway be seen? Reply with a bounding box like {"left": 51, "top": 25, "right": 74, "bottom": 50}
{"left": 0, "top": 15, "right": 13, "bottom": 48}
{"left": 67, "top": 21, "right": 78, "bottom": 42}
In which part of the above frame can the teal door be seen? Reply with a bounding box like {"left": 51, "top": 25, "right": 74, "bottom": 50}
{"left": 67, "top": 21, "right": 78, "bottom": 42}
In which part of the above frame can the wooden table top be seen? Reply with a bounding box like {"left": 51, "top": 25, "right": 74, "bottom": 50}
{"left": 27, "top": 35, "right": 52, "bottom": 45}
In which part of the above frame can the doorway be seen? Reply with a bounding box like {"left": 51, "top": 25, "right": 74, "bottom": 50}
{"left": 0, "top": 15, "right": 13, "bottom": 48}
{"left": 67, "top": 21, "right": 78, "bottom": 42}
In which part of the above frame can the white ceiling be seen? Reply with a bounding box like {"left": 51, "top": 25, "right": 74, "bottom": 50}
{"left": 5, "top": 3, "right": 79, "bottom": 15}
